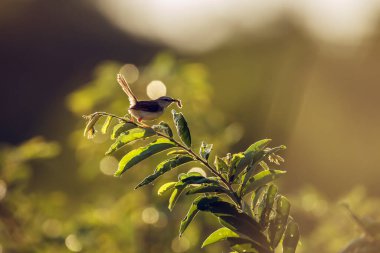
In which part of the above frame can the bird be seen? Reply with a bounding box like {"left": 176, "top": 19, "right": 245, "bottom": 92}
{"left": 116, "top": 73, "right": 182, "bottom": 122}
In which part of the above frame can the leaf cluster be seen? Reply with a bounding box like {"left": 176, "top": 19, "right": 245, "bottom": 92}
{"left": 84, "top": 109, "right": 300, "bottom": 253}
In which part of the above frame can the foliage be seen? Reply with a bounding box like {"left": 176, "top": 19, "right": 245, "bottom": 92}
{"left": 83, "top": 104, "right": 299, "bottom": 252}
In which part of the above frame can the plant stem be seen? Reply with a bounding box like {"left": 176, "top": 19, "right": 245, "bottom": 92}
{"left": 87, "top": 112, "right": 243, "bottom": 209}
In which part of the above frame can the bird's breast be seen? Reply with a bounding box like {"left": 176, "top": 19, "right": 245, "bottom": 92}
{"left": 128, "top": 108, "right": 164, "bottom": 121}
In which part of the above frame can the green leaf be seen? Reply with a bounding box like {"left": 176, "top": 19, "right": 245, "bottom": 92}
{"left": 186, "top": 185, "right": 226, "bottom": 195}
{"left": 259, "top": 184, "right": 278, "bottom": 229}
{"left": 243, "top": 170, "right": 286, "bottom": 196}
{"left": 172, "top": 110, "right": 191, "bottom": 147}
{"left": 283, "top": 220, "right": 300, "bottom": 253}
{"left": 111, "top": 122, "right": 137, "bottom": 140}
{"left": 228, "top": 153, "right": 244, "bottom": 182}
{"left": 179, "top": 196, "right": 203, "bottom": 236}
{"left": 167, "top": 150, "right": 188, "bottom": 156}
{"left": 196, "top": 197, "right": 270, "bottom": 250}
{"left": 268, "top": 196, "right": 291, "bottom": 248}
{"left": 101, "top": 116, "right": 113, "bottom": 134}
{"left": 214, "top": 156, "right": 229, "bottom": 174}
{"left": 168, "top": 185, "right": 186, "bottom": 211}
{"left": 152, "top": 122, "right": 173, "bottom": 137}
{"left": 200, "top": 141, "right": 213, "bottom": 161}
{"left": 178, "top": 173, "right": 219, "bottom": 186}
{"left": 253, "top": 186, "right": 269, "bottom": 223}
{"left": 115, "top": 138, "right": 176, "bottom": 176}
{"left": 135, "top": 155, "right": 194, "bottom": 189}
{"left": 251, "top": 185, "right": 269, "bottom": 211}
{"left": 236, "top": 139, "right": 272, "bottom": 173}
{"left": 83, "top": 114, "right": 101, "bottom": 138}
{"left": 106, "top": 128, "right": 155, "bottom": 155}
{"left": 201, "top": 227, "right": 239, "bottom": 248}
{"left": 157, "top": 182, "right": 176, "bottom": 196}
{"left": 228, "top": 238, "right": 271, "bottom": 253}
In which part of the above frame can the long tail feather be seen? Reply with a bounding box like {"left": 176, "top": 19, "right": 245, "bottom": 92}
{"left": 117, "top": 73, "right": 138, "bottom": 106}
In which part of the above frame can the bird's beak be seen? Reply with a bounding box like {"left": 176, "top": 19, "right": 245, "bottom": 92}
{"left": 174, "top": 99, "right": 182, "bottom": 108}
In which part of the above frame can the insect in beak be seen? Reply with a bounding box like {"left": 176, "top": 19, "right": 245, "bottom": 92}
{"left": 175, "top": 99, "right": 182, "bottom": 108}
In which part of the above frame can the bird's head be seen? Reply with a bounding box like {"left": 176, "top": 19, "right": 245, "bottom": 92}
{"left": 156, "top": 96, "right": 182, "bottom": 108}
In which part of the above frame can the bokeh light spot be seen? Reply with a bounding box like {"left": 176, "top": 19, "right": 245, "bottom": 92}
{"left": 42, "top": 219, "right": 62, "bottom": 238}
{"left": 0, "top": 180, "right": 7, "bottom": 201}
{"left": 146, "top": 80, "right": 167, "bottom": 99}
{"left": 100, "top": 156, "right": 118, "bottom": 176}
{"left": 188, "top": 167, "right": 207, "bottom": 177}
{"left": 141, "top": 207, "right": 159, "bottom": 224}
{"left": 65, "top": 234, "right": 82, "bottom": 252}
{"left": 171, "top": 236, "right": 190, "bottom": 253}
{"left": 119, "top": 64, "right": 139, "bottom": 83}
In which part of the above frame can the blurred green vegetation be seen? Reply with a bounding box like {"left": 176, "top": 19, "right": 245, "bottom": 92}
{"left": 1, "top": 53, "right": 379, "bottom": 253}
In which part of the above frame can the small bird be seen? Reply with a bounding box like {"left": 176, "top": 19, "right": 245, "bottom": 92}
{"left": 116, "top": 73, "right": 182, "bottom": 122}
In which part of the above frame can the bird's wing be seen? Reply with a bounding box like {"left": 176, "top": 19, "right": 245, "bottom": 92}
{"left": 130, "top": 101, "right": 162, "bottom": 112}
{"left": 117, "top": 73, "right": 138, "bottom": 106}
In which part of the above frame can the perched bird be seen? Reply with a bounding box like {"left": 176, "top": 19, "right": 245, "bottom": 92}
{"left": 116, "top": 73, "right": 182, "bottom": 122}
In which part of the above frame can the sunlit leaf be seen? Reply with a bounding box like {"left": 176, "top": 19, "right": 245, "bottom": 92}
{"left": 83, "top": 114, "right": 101, "bottom": 138}
{"left": 106, "top": 128, "right": 155, "bottom": 155}
{"left": 201, "top": 227, "right": 239, "bottom": 248}
{"left": 135, "top": 155, "right": 194, "bottom": 189}
{"left": 158, "top": 182, "right": 176, "bottom": 196}
{"left": 215, "top": 156, "right": 229, "bottom": 174}
{"left": 172, "top": 110, "right": 191, "bottom": 147}
{"left": 236, "top": 139, "right": 272, "bottom": 173}
{"left": 167, "top": 150, "right": 188, "bottom": 156}
{"left": 200, "top": 141, "right": 213, "bottom": 161}
{"left": 196, "top": 197, "right": 270, "bottom": 250}
{"left": 179, "top": 196, "right": 203, "bottom": 236}
{"left": 259, "top": 184, "right": 278, "bottom": 229}
{"left": 168, "top": 185, "right": 186, "bottom": 211}
{"left": 186, "top": 185, "right": 226, "bottom": 195}
{"left": 268, "top": 196, "right": 291, "bottom": 248}
{"left": 283, "top": 220, "right": 300, "bottom": 253}
{"left": 228, "top": 237, "right": 270, "bottom": 253}
{"left": 243, "top": 170, "right": 286, "bottom": 196}
{"left": 111, "top": 122, "right": 137, "bottom": 140}
{"left": 229, "top": 152, "right": 244, "bottom": 182}
{"left": 101, "top": 116, "right": 113, "bottom": 134}
{"left": 115, "top": 138, "right": 176, "bottom": 176}
{"left": 152, "top": 122, "right": 173, "bottom": 137}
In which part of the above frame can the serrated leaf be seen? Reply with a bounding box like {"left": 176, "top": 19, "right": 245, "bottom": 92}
{"left": 152, "top": 122, "right": 173, "bottom": 137}
{"left": 158, "top": 182, "right": 176, "bottom": 196}
{"left": 101, "top": 116, "right": 113, "bottom": 134}
{"left": 283, "top": 220, "right": 300, "bottom": 253}
{"left": 106, "top": 128, "right": 155, "bottom": 155}
{"left": 179, "top": 196, "right": 203, "bottom": 236}
{"left": 186, "top": 185, "right": 226, "bottom": 195}
{"left": 168, "top": 185, "right": 186, "bottom": 211}
{"left": 243, "top": 170, "right": 286, "bottom": 196}
{"left": 111, "top": 122, "right": 137, "bottom": 140}
{"left": 201, "top": 227, "right": 239, "bottom": 248}
{"left": 259, "top": 184, "right": 278, "bottom": 229}
{"left": 135, "top": 155, "right": 194, "bottom": 189}
{"left": 115, "top": 138, "right": 176, "bottom": 176}
{"left": 268, "top": 196, "right": 291, "bottom": 248}
{"left": 172, "top": 110, "right": 191, "bottom": 147}
{"left": 200, "top": 142, "right": 213, "bottom": 161}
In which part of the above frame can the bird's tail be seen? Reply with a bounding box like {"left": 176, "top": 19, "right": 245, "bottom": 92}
{"left": 117, "top": 73, "right": 138, "bottom": 106}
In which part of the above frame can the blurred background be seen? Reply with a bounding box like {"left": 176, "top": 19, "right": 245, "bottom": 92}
{"left": 1, "top": 0, "right": 380, "bottom": 252}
